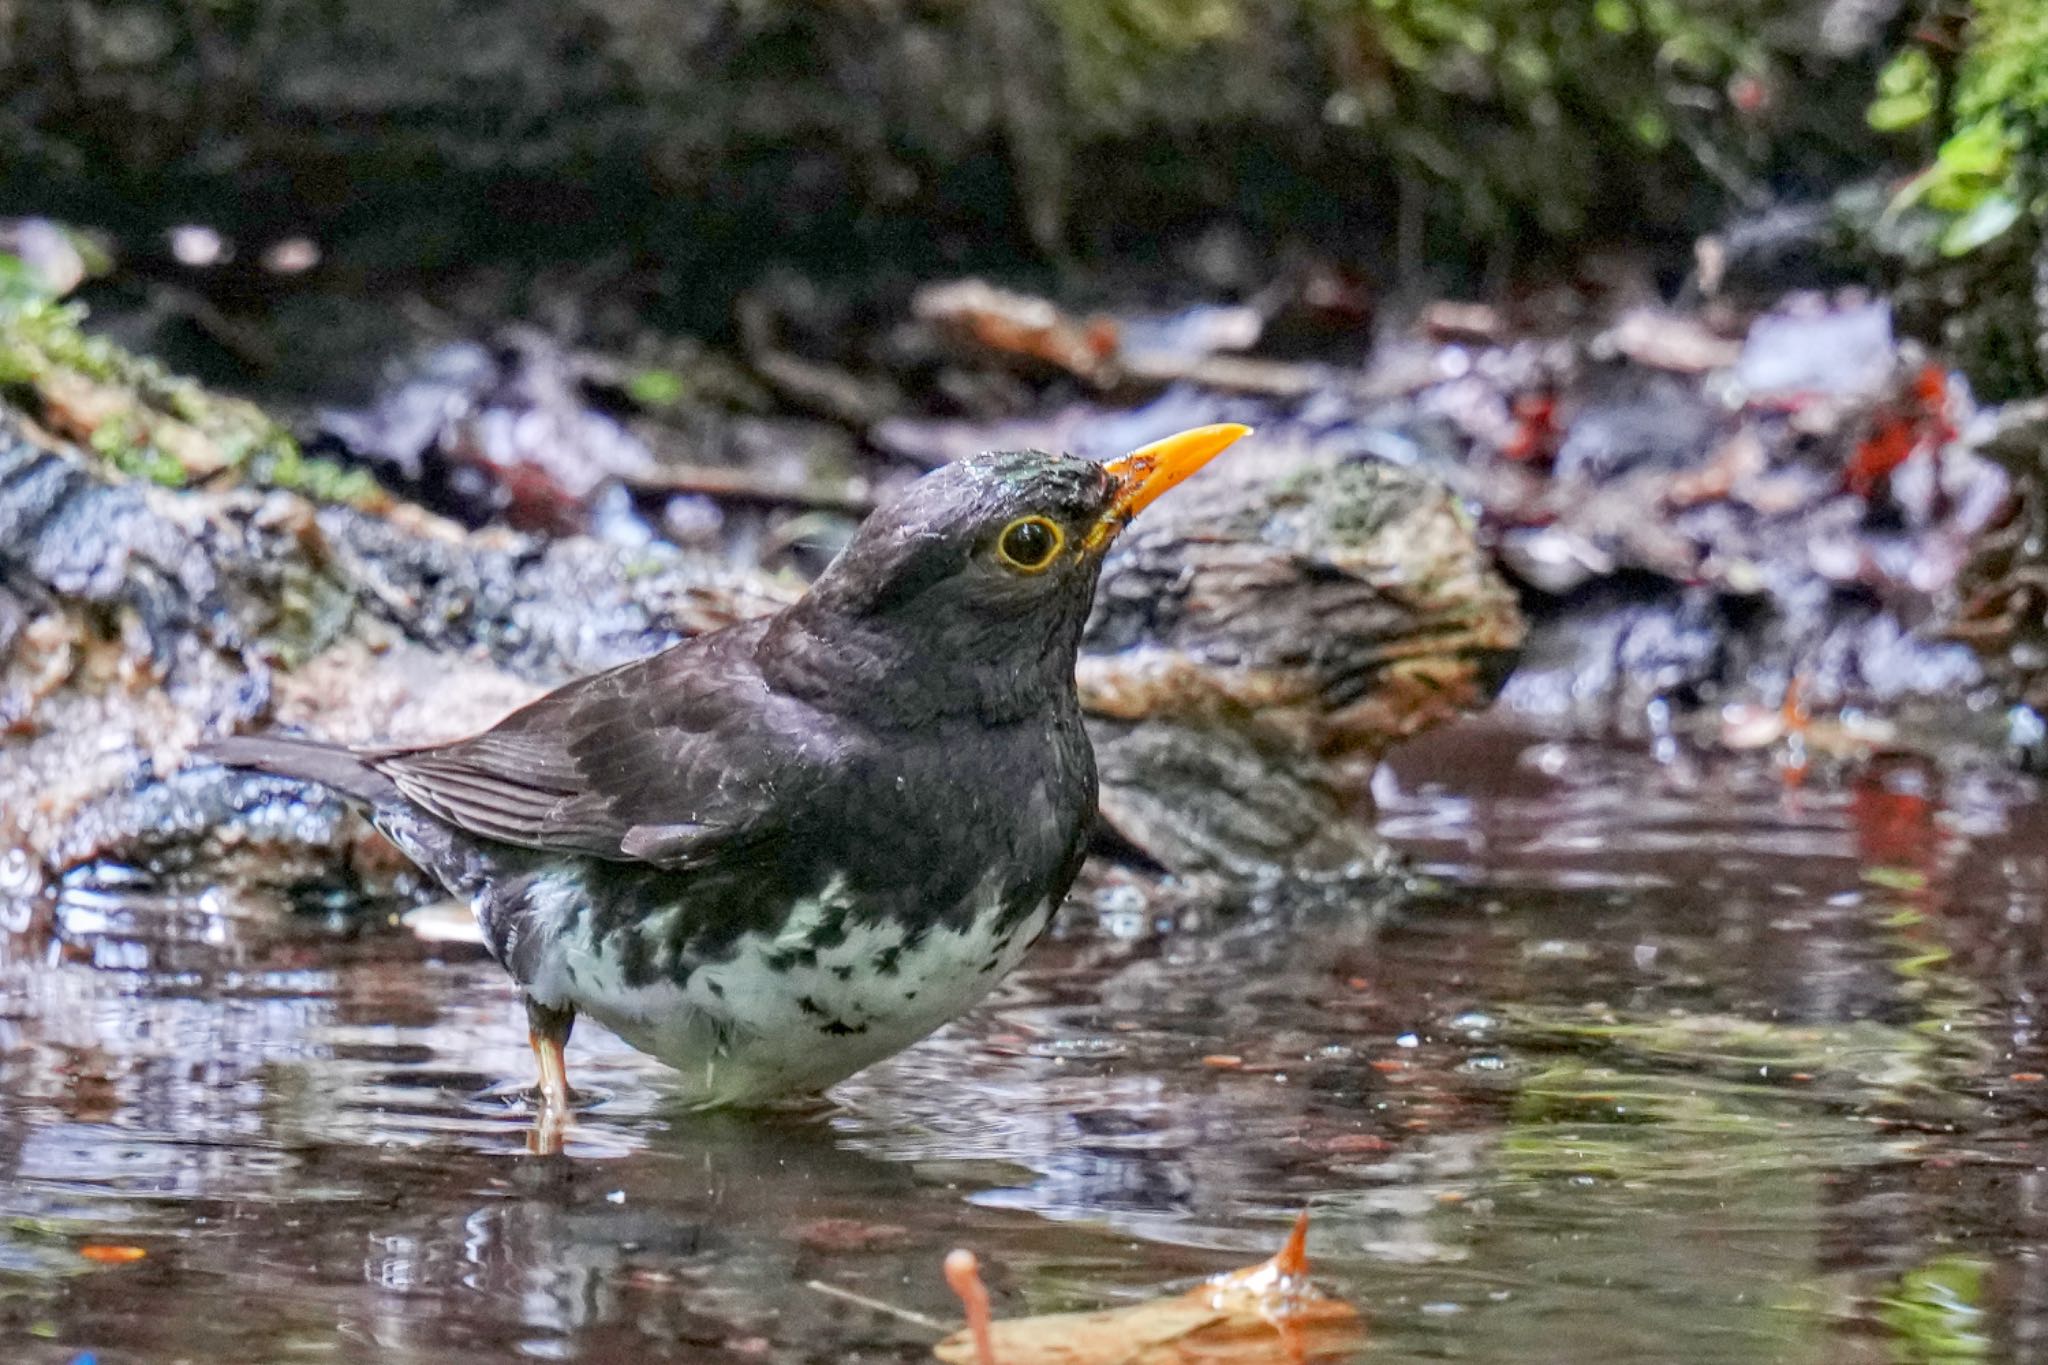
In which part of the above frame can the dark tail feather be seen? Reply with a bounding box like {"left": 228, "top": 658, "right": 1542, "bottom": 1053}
{"left": 199, "top": 735, "right": 401, "bottom": 808}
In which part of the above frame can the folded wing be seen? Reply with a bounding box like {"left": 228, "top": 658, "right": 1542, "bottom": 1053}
{"left": 369, "top": 626, "right": 823, "bottom": 872}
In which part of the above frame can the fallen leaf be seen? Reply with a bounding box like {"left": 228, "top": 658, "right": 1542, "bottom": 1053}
{"left": 1420, "top": 301, "right": 1505, "bottom": 345}
{"left": 78, "top": 1244, "right": 147, "bottom": 1264}
{"left": 934, "top": 1213, "right": 1361, "bottom": 1364}
{"left": 914, "top": 280, "right": 1120, "bottom": 386}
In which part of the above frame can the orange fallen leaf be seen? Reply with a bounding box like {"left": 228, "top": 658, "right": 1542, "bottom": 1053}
{"left": 934, "top": 1212, "right": 1361, "bottom": 1364}
{"left": 79, "top": 1244, "right": 147, "bottom": 1264}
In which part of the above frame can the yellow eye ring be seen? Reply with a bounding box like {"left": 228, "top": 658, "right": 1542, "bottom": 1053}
{"left": 995, "top": 515, "right": 1065, "bottom": 573}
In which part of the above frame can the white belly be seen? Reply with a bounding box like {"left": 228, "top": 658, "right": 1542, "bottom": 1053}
{"left": 514, "top": 873, "right": 1052, "bottom": 1108}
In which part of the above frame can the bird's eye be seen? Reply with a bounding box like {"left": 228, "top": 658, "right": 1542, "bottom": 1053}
{"left": 995, "top": 515, "right": 1064, "bottom": 573}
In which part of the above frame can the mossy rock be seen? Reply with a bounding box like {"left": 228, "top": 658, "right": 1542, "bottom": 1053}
{"left": 0, "top": 260, "right": 382, "bottom": 503}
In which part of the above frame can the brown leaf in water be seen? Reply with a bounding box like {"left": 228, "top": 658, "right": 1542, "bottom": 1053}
{"left": 78, "top": 1244, "right": 147, "bottom": 1264}
{"left": 934, "top": 1212, "right": 1362, "bottom": 1364}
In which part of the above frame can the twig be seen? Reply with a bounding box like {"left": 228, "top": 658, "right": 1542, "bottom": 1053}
{"left": 804, "top": 1279, "right": 951, "bottom": 1333}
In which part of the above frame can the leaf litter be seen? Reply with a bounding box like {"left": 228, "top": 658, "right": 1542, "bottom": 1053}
{"left": 933, "top": 1211, "right": 1362, "bottom": 1364}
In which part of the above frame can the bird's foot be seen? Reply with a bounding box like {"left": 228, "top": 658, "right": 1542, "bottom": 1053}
{"left": 524, "top": 997, "right": 578, "bottom": 1153}
{"left": 524, "top": 1037, "right": 576, "bottom": 1156}
{"left": 527, "top": 1102, "right": 572, "bottom": 1157}
{"left": 530, "top": 1031, "right": 575, "bottom": 1111}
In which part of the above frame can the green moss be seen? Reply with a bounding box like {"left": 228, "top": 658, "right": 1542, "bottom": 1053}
{"left": 1865, "top": 1, "right": 2048, "bottom": 399}
{"left": 266, "top": 560, "right": 360, "bottom": 670}
{"left": 1869, "top": 47, "right": 1938, "bottom": 134}
{"left": 89, "top": 412, "right": 189, "bottom": 488}
{"left": 1875, "top": 1256, "right": 1991, "bottom": 1363}
{"left": 1954, "top": 0, "right": 2048, "bottom": 145}
{"left": 1042, "top": 0, "right": 1244, "bottom": 111}
{"left": 626, "top": 368, "right": 687, "bottom": 409}
{"left": 0, "top": 253, "right": 383, "bottom": 507}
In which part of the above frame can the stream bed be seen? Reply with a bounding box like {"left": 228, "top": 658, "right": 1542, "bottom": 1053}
{"left": 5, "top": 719, "right": 2046, "bottom": 1362}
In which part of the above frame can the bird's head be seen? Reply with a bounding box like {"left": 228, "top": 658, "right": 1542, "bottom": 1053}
{"left": 777, "top": 424, "right": 1251, "bottom": 722}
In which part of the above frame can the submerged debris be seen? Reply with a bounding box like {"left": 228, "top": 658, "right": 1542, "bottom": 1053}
{"left": 933, "top": 1212, "right": 1361, "bottom": 1364}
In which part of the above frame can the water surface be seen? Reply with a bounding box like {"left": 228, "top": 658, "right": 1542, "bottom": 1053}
{"left": 5, "top": 722, "right": 2045, "bottom": 1362}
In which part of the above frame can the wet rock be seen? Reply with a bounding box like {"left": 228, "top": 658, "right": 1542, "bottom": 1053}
{"left": 1551, "top": 368, "right": 1727, "bottom": 482}
{"left": 1733, "top": 297, "right": 1897, "bottom": 402}
{"left": 1951, "top": 401, "right": 2048, "bottom": 721}
{"left": 0, "top": 408, "right": 789, "bottom": 886}
{"left": 1083, "top": 451, "right": 1524, "bottom": 878}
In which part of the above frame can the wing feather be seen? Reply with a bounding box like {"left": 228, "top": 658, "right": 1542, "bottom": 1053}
{"left": 365, "top": 624, "right": 821, "bottom": 871}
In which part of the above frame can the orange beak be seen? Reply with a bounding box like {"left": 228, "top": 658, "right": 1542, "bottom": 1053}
{"left": 1086, "top": 423, "right": 1252, "bottom": 551}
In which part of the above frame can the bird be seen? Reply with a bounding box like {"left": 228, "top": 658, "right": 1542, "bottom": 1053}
{"left": 203, "top": 423, "right": 1251, "bottom": 1118}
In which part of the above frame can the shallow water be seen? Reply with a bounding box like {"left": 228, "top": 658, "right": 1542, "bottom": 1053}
{"left": 6, "top": 721, "right": 2048, "bottom": 1362}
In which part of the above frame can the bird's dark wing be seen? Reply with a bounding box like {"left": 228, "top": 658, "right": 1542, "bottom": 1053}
{"left": 368, "top": 624, "right": 833, "bottom": 871}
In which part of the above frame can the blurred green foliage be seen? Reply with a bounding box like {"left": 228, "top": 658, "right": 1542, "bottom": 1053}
{"left": 2, "top": 0, "right": 1886, "bottom": 300}
{"left": 1875, "top": 1256, "right": 1991, "bottom": 1363}
{"left": 1878, "top": 0, "right": 2047, "bottom": 258}
{"left": 1040, "top": 0, "right": 1785, "bottom": 239}
{"left": 1313, "top": 0, "right": 1765, "bottom": 233}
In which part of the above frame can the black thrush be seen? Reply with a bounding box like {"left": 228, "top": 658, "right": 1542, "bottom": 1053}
{"left": 204, "top": 424, "right": 1251, "bottom": 1115}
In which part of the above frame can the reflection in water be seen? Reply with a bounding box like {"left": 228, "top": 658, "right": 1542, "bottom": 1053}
{"left": 5, "top": 723, "right": 2048, "bottom": 1360}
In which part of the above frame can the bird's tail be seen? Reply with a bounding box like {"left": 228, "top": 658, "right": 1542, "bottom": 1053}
{"left": 199, "top": 734, "right": 402, "bottom": 808}
{"left": 202, "top": 734, "right": 498, "bottom": 906}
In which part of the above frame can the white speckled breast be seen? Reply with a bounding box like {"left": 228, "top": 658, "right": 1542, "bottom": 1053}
{"left": 507, "top": 870, "right": 1053, "bottom": 1108}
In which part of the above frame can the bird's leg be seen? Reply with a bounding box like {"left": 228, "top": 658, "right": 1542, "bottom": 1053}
{"left": 526, "top": 996, "right": 577, "bottom": 1114}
